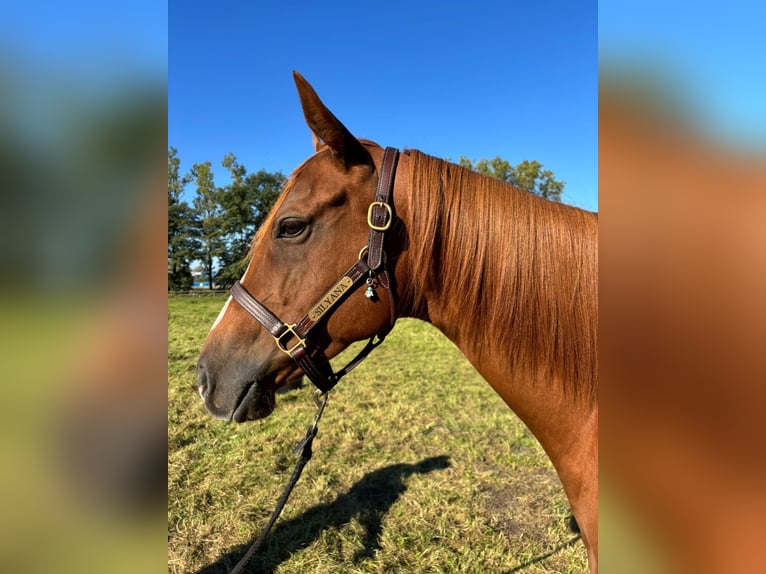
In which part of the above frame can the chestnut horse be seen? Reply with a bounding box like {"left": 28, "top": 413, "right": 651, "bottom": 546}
{"left": 197, "top": 72, "right": 598, "bottom": 572}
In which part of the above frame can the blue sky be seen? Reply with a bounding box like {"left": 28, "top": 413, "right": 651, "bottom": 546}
{"left": 599, "top": 0, "right": 766, "bottom": 148}
{"left": 170, "top": 1, "right": 598, "bottom": 211}
{"left": 2, "top": 1, "right": 166, "bottom": 79}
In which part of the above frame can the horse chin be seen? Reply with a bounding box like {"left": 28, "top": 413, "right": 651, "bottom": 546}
{"left": 231, "top": 381, "right": 275, "bottom": 423}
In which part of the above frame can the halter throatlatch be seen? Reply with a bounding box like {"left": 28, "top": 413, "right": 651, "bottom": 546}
{"left": 230, "top": 147, "right": 400, "bottom": 393}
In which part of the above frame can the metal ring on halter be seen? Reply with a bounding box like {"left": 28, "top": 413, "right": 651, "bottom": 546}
{"left": 358, "top": 245, "right": 387, "bottom": 264}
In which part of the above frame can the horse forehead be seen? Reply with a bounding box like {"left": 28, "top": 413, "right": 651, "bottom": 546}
{"left": 286, "top": 163, "right": 353, "bottom": 208}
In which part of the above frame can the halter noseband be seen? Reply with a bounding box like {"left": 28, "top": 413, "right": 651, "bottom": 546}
{"left": 229, "top": 147, "right": 400, "bottom": 393}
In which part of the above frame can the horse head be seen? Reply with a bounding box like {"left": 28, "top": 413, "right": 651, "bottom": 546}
{"left": 197, "top": 72, "right": 403, "bottom": 422}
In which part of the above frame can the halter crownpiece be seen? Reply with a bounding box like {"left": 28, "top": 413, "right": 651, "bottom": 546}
{"left": 230, "top": 147, "right": 400, "bottom": 393}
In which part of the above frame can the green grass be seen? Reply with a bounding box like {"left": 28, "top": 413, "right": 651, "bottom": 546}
{"left": 168, "top": 295, "right": 586, "bottom": 573}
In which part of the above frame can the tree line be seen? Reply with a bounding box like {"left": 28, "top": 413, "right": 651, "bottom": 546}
{"left": 168, "top": 147, "right": 564, "bottom": 291}
{"left": 168, "top": 147, "right": 285, "bottom": 290}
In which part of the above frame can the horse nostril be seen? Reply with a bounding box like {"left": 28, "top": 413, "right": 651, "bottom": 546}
{"left": 197, "top": 360, "right": 210, "bottom": 400}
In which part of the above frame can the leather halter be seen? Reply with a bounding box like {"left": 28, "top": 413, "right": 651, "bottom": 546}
{"left": 230, "top": 147, "right": 400, "bottom": 393}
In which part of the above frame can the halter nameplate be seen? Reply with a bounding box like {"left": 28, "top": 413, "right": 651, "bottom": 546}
{"left": 308, "top": 276, "right": 355, "bottom": 321}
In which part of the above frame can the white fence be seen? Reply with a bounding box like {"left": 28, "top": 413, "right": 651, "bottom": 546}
{"left": 169, "top": 290, "right": 228, "bottom": 297}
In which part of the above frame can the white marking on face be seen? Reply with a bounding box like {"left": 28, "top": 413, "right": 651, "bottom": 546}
{"left": 242, "top": 262, "right": 252, "bottom": 282}
{"left": 209, "top": 296, "right": 232, "bottom": 333}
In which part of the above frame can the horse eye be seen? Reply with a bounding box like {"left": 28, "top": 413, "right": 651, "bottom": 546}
{"left": 277, "top": 218, "right": 306, "bottom": 238}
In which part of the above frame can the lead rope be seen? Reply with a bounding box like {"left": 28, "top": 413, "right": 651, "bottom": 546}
{"left": 228, "top": 390, "right": 330, "bottom": 574}
{"left": 225, "top": 147, "right": 399, "bottom": 572}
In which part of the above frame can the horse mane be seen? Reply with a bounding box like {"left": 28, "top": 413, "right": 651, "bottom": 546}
{"left": 402, "top": 150, "right": 598, "bottom": 402}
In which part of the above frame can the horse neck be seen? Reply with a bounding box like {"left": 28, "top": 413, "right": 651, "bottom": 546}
{"left": 393, "top": 150, "right": 598, "bottom": 423}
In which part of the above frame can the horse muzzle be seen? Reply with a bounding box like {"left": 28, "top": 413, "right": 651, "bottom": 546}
{"left": 196, "top": 358, "right": 276, "bottom": 422}
{"left": 229, "top": 380, "right": 276, "bottom": 422}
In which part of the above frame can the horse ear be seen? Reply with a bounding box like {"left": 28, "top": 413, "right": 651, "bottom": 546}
{"left": 293, "top": 71, "right": 371, "bottom": 170}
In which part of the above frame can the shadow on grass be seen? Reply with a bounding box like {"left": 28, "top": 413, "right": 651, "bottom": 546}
{"left": 505, "top": 535, "right": 582, "bottom": 572}
{"left": 195, "top": 455, "right": 451, "bottom": 574}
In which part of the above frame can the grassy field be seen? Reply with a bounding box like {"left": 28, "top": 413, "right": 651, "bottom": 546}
{"left": 168, "top": 295, "right": 586, "bottom": 573}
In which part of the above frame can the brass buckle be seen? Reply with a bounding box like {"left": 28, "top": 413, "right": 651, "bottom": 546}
{"left": 367, "top": 202, "right": 392, "bottom": 231}
{"left": 273, "top": 324, "right": 306, "bottom": 356}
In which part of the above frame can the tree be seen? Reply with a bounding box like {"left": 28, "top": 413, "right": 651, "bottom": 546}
{"left": 457, "top": 156, "right": 565, "bottom": 202}
{"left": 215, "top": 154, "right": 284, "bottom": 287}
{"left": 167, "top": 147, "right": 197, "bottom": 290}
{"left": 168, "top": 149, "right": 286, "bottom": 289}
{"left": 191, "top": 161, "right": 225, "bottom": 289}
